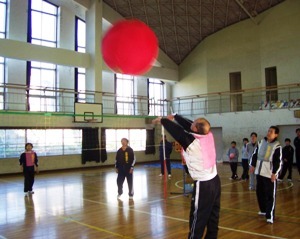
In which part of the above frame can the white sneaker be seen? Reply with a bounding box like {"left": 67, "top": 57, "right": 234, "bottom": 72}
{"left": 287, "top": 179, "right": 292, "bottom": 182}
{"left": 168, "top": 174, "right": 171, "bottom": 178}
{"left": 129, "top": 196, "right": 133, "bottom": 200}
{"left": 25, "top": 192, "right": 29, "bottom": 197}
{"left": 117, "top": 194, "right": 122, "bottom": 199}
{"left": 267, "top": 219, "right": 273, "bottom": 224}
{"left": 277, "top": 179, "right": 283, "bottom": 183}
{"left": 258, "top": 211, "right": 266, "bottom": 216}
{"left": 159, "top": 174, "right": 163, "bottom": 177}
{"left": 29, "top": 191, "right": 34, "bottom": 194}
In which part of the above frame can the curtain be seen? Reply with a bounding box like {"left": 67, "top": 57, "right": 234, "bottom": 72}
{"left": 145, "top": 128, "right": 155, "bottom": 154}
{"left": 100, "top": 128, "right": 107, "bottom": 163}
{"left": 82, "top": 128, "right": 100, "bottom": 164}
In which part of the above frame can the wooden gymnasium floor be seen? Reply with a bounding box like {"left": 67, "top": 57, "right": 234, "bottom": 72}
{"left": 0, "top": 163, "right": 299, "bottom": 239}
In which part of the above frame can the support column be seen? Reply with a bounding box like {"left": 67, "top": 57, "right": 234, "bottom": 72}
{"left": 85, "top": 0, "right": 103, "bottom": 104}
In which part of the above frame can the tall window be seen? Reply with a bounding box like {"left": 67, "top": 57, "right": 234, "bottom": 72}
{"left": 0, "top": 0, "right": 7, "bottom": 39}
{"left": 265, "top": 67, "right": 278, "bottom": 102}
{"left": 0, "top": 0, "right": 7, "bottom": 110}
{"left": 229, "top": 72, "right": 242, "bottom": 112}
{"left": 75, "top": 17, "right": 86, "bottom": 102}
{"left": 105, "top": 129, "right": 146, "bottom": 152}
{"left": 0, "top": 129, "right": 82, "bottom": 158}
{"left": 0, "top": 57, "right": 4, "bottom": 110}
{"left": 115, "top": 74, "right": 134, "bottom": 115}
{"left": 28, "top": 61, "right": 57, "bottom": 111}
{"left": 148, "top": 78, "right": 164, "bottom": 116}
{"left": 29, "top": 0, "right": 58, "bottom": 47}
{"left": 27, "top": 0, "right": 58, "bottom": 111}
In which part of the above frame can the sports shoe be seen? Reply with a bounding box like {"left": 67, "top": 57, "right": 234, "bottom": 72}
{"left": 277, "top": 179, "right": 283, "bottom": 183}
{"left": 258, "top": 211, "right": 266, "bottom": 216}
{"left": 267, "top": 219, "right": 273, "bottom": 224}
{"left": 168, "top": 174, "right": 171, "bottom": 178}
{"left": 25, "top": 192, "right": 29, "bottom": 197}
{"left": 159, "top": 174, "right": 163, "bottom": 177}
{"left": 129, "top": 196, "right": 133, "bottom": 200}
{"left": 229, "top": 177, "right": 233, "bottom": 180}
{"left": 29, "top": 191, "right": 34, "bottom": 194}
{"left": 287, "top": 179, "right": 292, "bottom": 182}
{"left": 117, "top": 194, "right": 122, "bottom": 199}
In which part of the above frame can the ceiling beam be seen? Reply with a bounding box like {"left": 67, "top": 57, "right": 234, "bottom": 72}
{"left": 234, "top": 0, "right": 258, "bottom": 25}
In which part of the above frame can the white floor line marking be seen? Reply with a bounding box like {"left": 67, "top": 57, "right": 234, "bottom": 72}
{"left": 82, "top": 197, "right": 288, "bottom": 239}
{"left": 218, "top": 226, "right": 287, "bottom": 239}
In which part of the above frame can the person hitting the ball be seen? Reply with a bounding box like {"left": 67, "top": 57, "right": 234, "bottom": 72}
{"left": 153, "top": 114, "right": 220, "bottom": 239}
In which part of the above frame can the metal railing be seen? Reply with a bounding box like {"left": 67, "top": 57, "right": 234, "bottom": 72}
{"left": 165, "top": 83, "right": 300, "bottom": 116}
{"left": 0, "top": 83, "right": 299, "bottom": 117}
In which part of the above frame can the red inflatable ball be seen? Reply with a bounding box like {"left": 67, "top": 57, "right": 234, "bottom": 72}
{"left": 101, "top": 19, "right": 159, "bottom": 75}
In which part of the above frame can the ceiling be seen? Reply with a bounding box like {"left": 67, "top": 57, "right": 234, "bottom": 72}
{"left": 103, "top": 0, "right": 285, "bottom": 65}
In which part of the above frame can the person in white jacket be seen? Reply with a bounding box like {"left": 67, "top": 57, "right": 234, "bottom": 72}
{"left": 153, "top": 114, "right": 220, "bottom": 239}
{"left": 249, "top": 126, "right": 282, "bottom": 224}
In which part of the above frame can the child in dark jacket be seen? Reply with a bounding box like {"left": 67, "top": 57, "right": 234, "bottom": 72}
{"left": 278, "top": 138, "right": 294, "bottom": 182}
{"left": 19, "top": 143, "right": 38, "bottom": 196}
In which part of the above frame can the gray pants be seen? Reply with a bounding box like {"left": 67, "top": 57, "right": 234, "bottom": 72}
{"left": 249, "top": 172, "right": 256, "bottom": 189}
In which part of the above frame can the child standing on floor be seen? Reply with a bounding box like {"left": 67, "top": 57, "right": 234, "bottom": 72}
{"left": 227, "top": 141, "right": 239, "bottom": 180}
{"left": 278, "top": 138, "right": 294, "bottom": 182}
{"left": 19, "top": 143, "right": 39, "bottom": 196}
{"left": 241, "top": 138, "right": 249, "bottom": 180}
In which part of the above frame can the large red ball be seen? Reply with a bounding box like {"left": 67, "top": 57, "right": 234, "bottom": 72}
{"left": 101, "top": 19, "right": 159, "bottom": 75}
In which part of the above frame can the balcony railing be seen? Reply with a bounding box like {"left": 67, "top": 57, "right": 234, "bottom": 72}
{"left": 0, "top": 83, "right": 299, "bottom": 117}
{"left": 165, "top": 83, "right": 300, "bottom": 116}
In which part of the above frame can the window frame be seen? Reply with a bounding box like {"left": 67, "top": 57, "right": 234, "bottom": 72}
{"left": 115, "top": 73, "right": 135, "bottom": 115}
{"left": 75, "top": 17, "right": 86, "bottom": 103}
{"left": 26, "top": 61, "right": 58, "bottom": 112}
{"left": 28, "top": 0, "right": 58, "bottom": 47}
{"left": 148, "top": 78, "right": 165, "bottom": 116}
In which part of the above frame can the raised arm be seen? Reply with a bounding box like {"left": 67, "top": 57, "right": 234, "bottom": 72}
{"left": 160, "top": 118, "right": 194, "bottom": 151}
{"left": 174, "top": 114, "right": 193, "bottom": 132}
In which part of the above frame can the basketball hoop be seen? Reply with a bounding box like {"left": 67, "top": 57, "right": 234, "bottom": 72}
{"left": 85, "top": 119, "right": 98, "bottom": 123}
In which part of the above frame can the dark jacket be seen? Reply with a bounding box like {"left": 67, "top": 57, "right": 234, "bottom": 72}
{"left": 115, "top": 146, "right": 136, "bottom": 173}
{"left": 19, "top": 151, "right": 38, "bottom": 170}
{"left": 282, "top": 145, "right": 294, "bottom": 163}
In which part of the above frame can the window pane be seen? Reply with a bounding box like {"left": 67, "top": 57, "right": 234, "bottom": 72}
{"left": 77, "top": 19, "right": 86, "bottom": 48}
{"left": 41, "top": 14, "right": 56, "bottom": 41}
{"left": 0, "top": 129, "right": 82, "bottom": 158}
{"left": 0, "top": 2, "right": 6, "bottom": 38}
{"left": 0, "top": 60, "right": 4, "bottom": 87}
{"left": 116, "top": 129, "right": 129, "bottom": 143}
{"left": 5, "top": 130, "right": 25, "bottom": 158}
{"left": 129, "top": 129, "right": 146, "bottom": 150}
{"left": 45, "top": 129, "right": 63, "bottom": 155}
{"left": 31, "top": 11, "right": 42, "bottom": 39}
{"left": 0, "top": 129, "right": 5, "bottom": 158}
{"left": 105, "top": 129, "right": 146, "bottom": 152}
{"left": 64, "top": 129, "right": 82, "bottom": 154}
{"left": 27, "top": 129, "right": 46, "bottom": 156}
{"left": 32, "top": 0, "right": 57, "bottom": 15}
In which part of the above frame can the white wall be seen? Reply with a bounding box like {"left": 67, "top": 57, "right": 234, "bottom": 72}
{"left": 205, "top": 109, "right": 300, "bottom": 162}
{"left": 175, "top": 0, "right": 300, "bottom": 96}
